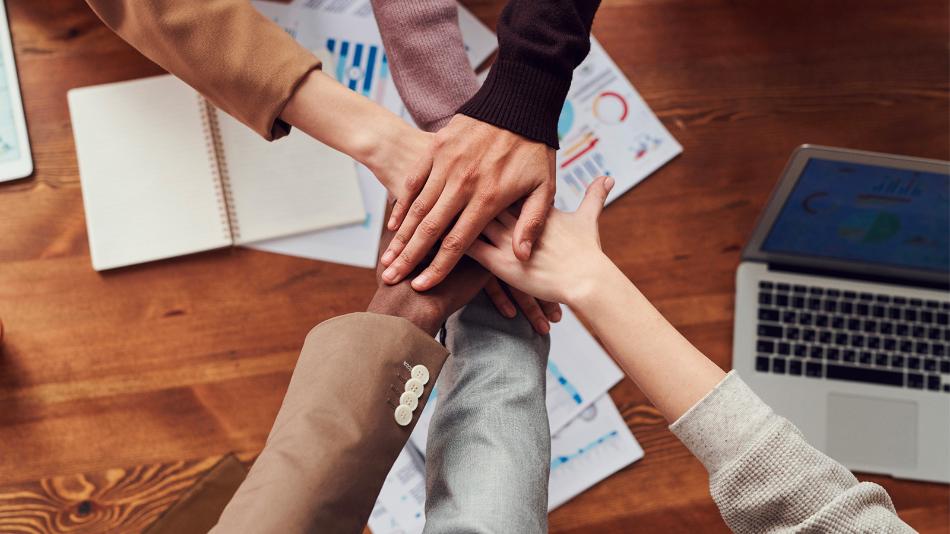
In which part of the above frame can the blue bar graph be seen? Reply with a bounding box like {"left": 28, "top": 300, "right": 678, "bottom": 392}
{"left": 326, "top": 38, "right": 390, "bottom": 104}
{"left": 548, "top": 361, "right": 582, "bottom": 405}
{"left": 551, "top": 430, "right": 620, "bottom": 472}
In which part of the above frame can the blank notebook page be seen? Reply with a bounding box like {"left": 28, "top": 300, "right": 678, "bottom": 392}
{"left": 69, "top": 76, "right": 230, "bottom": 271}
{"left": 214, "top": 109, "right": 365, "bottom": 244}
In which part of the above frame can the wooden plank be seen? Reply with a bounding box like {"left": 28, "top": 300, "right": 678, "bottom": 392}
{"left": 0, "top": 0, "right": 946, "bottom": 532}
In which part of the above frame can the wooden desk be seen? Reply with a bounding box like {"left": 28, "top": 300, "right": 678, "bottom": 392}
{"left": 0, "top": 0, "right": 947, "bottom": 532}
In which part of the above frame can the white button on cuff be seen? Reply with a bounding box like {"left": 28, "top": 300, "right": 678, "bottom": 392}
{"left": 411, "top": 365, "right": 430, "bottom": 385}
{"left": 399, "top": 391, "right": 419, "bottom": 411}
{"left": 405, "top": 378, "right": 424, "bottom": 397}
{"left": 394, "top": 404, "right": 412, "bottom": 426}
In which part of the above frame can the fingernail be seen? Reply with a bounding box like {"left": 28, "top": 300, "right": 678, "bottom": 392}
{"left": 412, "top": 273, "right": 431, "bottom": 290}
{"left": 387, "top": 216, "right": 396, "bottom": 230}
{"left": 551, "top": 309, "right": 562, "bottom": 322}
{"left": 503, "top": 305, "right": 517, "bottom": 318}
{"left": 381, "top": 249, "right": 395, "bottom": 265}
{"left": 537, "top": 320, "right": 550, "bottom": 334}
{"left": 382, "top": 266, "right": 398, "bottom": 283}
{"left": 604, "top": 176, "right": 615, "bottom": 191}
{"left": 521, "top": 240, "right": 533, "bottom": 256}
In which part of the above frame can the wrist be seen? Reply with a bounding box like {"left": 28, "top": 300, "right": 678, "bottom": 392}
{"left": 367, "top": 292, "right": 443, "bottom": 337}
{"left": 566, "top": 255, "right": 626, "bottom": 311}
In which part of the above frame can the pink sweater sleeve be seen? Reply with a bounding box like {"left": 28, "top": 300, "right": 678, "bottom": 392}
{"left": 371, "top": 0, "right": 480, "bottom": 132}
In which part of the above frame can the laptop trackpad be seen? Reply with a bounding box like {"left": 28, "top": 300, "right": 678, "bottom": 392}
{"left": 826, "top": 393, "right": 917, "bottom": 470}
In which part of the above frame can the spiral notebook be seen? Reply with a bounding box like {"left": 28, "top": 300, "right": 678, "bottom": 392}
{"left": 68, "top": 75, "right": 364, "bottom": 271}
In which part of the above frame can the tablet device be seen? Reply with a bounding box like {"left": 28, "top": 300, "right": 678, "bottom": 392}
{"left": 0, "top": 0, "right": 31, "bottom": 182}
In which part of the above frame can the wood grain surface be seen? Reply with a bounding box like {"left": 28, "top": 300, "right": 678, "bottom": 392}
{"left": 0, "top": 0, "right": 947, "bottom": 532}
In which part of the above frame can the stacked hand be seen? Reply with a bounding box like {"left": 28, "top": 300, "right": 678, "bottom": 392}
{"left": 368, "top": 226, "right": 491, "bottom": 337}
{"left": 379, "top": 115, "right": 556, "bottom": 291}
{"left": 466, "top": 175, "right": 615, "bottom": 307}
{"left": 376, "top": 114, "right": 562, "bottom": 334}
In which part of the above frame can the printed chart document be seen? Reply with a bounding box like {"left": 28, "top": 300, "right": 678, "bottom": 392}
{"left": 548, "top": 394, "right": 644, "bottom": 509}
{"left": 546, "top": 307, "right": 625, "bottom": 433}
{"left": 408, "top": 307, "right": 623, "bottom": 455}
{"left": 554, "top": 38, "right": 682, "bottom": 212}
{"left": 375, "top": 307, "right": 636, "bottom": 533}
{"left": 248, "top": 1, "right": 497, "bottom": 267}
{"left": 370, "top": 393, "right": 643, "bottom": 534}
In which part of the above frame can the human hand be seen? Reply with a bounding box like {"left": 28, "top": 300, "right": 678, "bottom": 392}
{"left": 484, "top": 277, "right": 561, "bottom": 335}
{"left": 368, "top": 225, "right": 491, "bottom": 337}
{"left": 379, "top": 114, "right": 556, "bottom": 292}
{"left": 466, "top": 176, "right": 615, "bottom": 306}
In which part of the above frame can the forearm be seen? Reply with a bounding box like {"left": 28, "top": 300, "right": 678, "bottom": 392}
{"left": 281, "top": 70, "right": 408, "bottom": 170}
{"left": 371, "top": 0, "right": 479, "bottom": 132}
{"left": 569, "top": 258, "right": 725, "bottom": 421}
{"left": 670, "top": 373, "right": 911, "bottom": 533}
{"left": 459, "top": 0, "right": 601, "bottom": 147}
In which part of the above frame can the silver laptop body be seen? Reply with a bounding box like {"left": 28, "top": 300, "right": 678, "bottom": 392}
{"left": 733, "top": 145, "right": 950, "bottom": 483}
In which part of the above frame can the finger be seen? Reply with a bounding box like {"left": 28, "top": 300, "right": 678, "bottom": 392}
{"left": 539, "top": 299, "right": 562, "bottom": 322}
{"left": 510, "top": 287, "right": 550, "bottom": 335}
{"left": 388, "top": 153, "right": 433, "bottom": 230}
{"left": 576, "top": 175, "right": 615, "bottom": 222}
{"left": 484, "top": 277, "right": 517, "bottom": 318}
{"left": 380, "top": 176, "right": 445, "bottom": 267}
{"left": 497, "top": 210, "right": 517, "bottom": 229}
{"left": 466, "top": 239, "right": 506, "bottom": 272}
{"left": 512, "top": 186, "right": 553, "bottom": 261}
{"left": 411, "top": 200, "right": 494, "bottom": 291}
{"left": 384, "top": 190, "right": 467, "bottom": 285}
{"left": 480, "top": 219, "right": 512, "bottom": 248}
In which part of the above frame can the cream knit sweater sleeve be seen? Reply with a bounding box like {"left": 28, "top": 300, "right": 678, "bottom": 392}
{"left": 670, "top": 371, "right": 915, "bottom": 533}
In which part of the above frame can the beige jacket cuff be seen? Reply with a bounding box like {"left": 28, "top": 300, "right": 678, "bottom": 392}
{"left": 211, "top": 312, "right": 448, "bottom": 533}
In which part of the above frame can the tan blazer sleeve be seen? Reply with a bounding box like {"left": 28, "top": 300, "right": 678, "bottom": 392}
{"left": 210, "top": 312, "right": 449, "bottom": 534}
{"left": 84, "top": 0, "right": 321, "bottom": 140}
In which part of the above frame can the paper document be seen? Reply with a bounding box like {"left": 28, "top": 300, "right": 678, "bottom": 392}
{"left": 554, "top": 38, "right": 682, "bottom": 212}
{"left": 409, "top": 306, "right": 623, "bottom": 455}
{"left": 247, "top": 0, "right": 497, "bottom": 267}
{"left": 368, "top": 446, "right": 427, "bottom": 534}
{"left": 546, "top": 307, "right": 625, "bottom": 433}
{"left": 369, "top": 394, "right": 642, "bottom": 534}
{"left": 548, "top": 393, "right": 644, "bottom": 509}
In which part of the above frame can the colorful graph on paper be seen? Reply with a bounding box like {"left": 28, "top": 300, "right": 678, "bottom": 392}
{"left": 553, "top": 38, "right": 682, "bottom": 212}
{"left": 326, "top": 38, "right": 393, "bottom": 105}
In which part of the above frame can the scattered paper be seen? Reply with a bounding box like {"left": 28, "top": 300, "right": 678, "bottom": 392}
{"left": 554, "top": 38, "right": 682, "bottom": 212}
{"left": 546, "top": 307, "right": 625, "bottom": 433}
{"left": 548, "top": 393, "right": 643, "bottom": 510}
{"left": 370, "top": 393, "right": 642, "bottom": 534}
{"left": 408, "top": 306, "right": 623, "bottom": 455}
{"left": 368, "top": 446, "right": 427, "bottom": 534}
{"left": 247, "top": 1, "right": 497, "bottom": 268}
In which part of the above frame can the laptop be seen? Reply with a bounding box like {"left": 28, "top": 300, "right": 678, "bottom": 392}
{"left": 733, "top": 145, "right": 949, "bottom": 483}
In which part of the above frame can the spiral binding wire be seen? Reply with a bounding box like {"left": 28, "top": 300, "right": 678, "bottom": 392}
{"left": 198, "top": 96, "right": 239, "bottom": 243}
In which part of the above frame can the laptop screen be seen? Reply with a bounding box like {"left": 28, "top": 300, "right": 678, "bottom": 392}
{"left": 761, "top": 158, "right": 950, "bottom": 274}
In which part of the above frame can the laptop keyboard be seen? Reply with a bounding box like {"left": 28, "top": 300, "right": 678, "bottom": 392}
{"left": 754, "top": 281, "right": 950, "bottom": 393}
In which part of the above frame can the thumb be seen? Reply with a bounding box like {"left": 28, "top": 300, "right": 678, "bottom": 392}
{"left": 512, "top": 186, "right": 553, "bottom": 261}
{"left": 577, "top": 176, "right": 614, "bottom": 222}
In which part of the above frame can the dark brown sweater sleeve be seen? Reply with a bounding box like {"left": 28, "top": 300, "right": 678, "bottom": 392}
{"left": 458, "top": 0, "right": 601, "bottom": 148}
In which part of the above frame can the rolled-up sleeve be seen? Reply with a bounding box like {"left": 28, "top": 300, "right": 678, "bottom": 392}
{"left": 85, "top": 0, "right": 321, "bottom": 140}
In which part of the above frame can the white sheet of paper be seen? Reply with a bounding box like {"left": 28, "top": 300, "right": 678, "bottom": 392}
{"left": 247, "top": 1, "right": 497, "bottom": 268}
{"left": 548, "top": 393, "right": 644, "bottom": 510}
{"left": 546, "top": 307, "right": 625, "bottom": 433}
{"left": 553, "top": 38, "right": 683, "bottom": 212}
{"left": 368, "top": 445, "right": 427, "bottom": 534}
